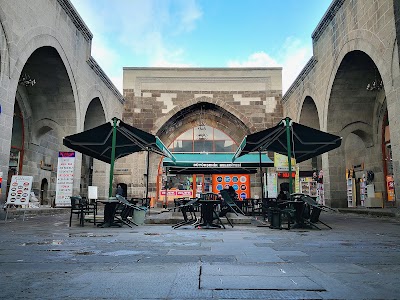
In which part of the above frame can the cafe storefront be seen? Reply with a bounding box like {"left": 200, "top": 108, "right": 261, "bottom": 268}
{"left": 157, "top": 152, "right": 273, "bottom": 205}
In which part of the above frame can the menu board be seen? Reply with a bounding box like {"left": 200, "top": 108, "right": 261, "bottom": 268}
{"left": 6, "top": 175, "right": 33, "bottom": 206}
{"left": 266, "top": 170, "right": 278, "bottom": 198}
{"left": 212, "top": 174, "right": 250, "bottom": 200}
{"left": 55, "top": 152, "right": 75, "bottom": 207}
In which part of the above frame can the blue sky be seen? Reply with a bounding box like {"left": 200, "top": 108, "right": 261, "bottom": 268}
{"left": 70, "top": 0, "right": 332, "bottom": 93}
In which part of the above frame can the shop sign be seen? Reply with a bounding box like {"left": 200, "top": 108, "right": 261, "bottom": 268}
{"left": 40, "top": 161, "right": 53, "bottom": 171}
{"left": 193, "top": 163, "right": 241, "bottom": 168}
{"left": 114, "top": 168, "right": 131, "bottom": 175}
{"left": 55, "top": 152, "right": 75, "bottom": 207}
{"left": 387, "top": 175, "right": 395, "bottom": 202}
{"left": 277, "top": 172, "right": 296, "bottom": 178}
{"left": 159, "top": 189, "right": 194, "bottom": 201}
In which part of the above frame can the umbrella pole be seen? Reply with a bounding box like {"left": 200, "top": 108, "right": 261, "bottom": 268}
{"left": 145, "top": 150, "right": 150, "bottom": 214}
{"left": 108, "top": 117, "right": 118, "bottom": 198}
{"left": 285, "top": 117, "right": 293, "bottom": 196}
{"left": 259, "top": 150, "right": 264, "bottom": 199}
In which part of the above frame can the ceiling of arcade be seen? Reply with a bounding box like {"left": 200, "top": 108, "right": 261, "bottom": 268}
{"left": 157, "top": 102, "right": 249, "bottom": 148}
{"left": 327, "top": 50, "right": 385, "bottom": 140}
{"left": 18, "top": 46, "right": 76, "bottom": 137}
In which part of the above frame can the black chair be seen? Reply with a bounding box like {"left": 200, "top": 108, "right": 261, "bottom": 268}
{"left": 69, "top": 196, "right": 84, "bottom": 227}
{"left": 219, "top": 190, "right": 246, "bottom": 228}
{"left": 81, "top": 197, "right": 97, "bottom": 225}
{"left": 173, "top": 198, "right": 185, "bottom": 212}
{"left": 172, "top": 198, "right": 200, "bottom": 229}
{"left": 220, "top": 190, "right": 245, "bottom": 215}
{"left": 298, "top": 194, "right": 332, "bottom": 230}
{"left": 115, "top": 195, "right": 147, "bottom": 227}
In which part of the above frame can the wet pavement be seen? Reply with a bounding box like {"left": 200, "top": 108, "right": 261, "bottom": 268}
{"left": 0, "top": 211, "right": 400, "bottom": 299}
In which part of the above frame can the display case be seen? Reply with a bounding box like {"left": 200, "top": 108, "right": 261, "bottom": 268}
{"left": 359, "top": 179, "right": 367, "bottom": 207}
{"left": 347, "top": 178, "right": 356, "bottom": 207}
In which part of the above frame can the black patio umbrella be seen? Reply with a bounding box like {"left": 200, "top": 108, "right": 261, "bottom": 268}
{"left": 232, "top": 117, "right": 342, "bottom": 195}
{"left": 63, "top": 117, "right": 175, "bottom": 198}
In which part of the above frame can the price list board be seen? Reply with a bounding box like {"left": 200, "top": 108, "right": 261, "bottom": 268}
{"left": 6, "top": 175, "right": 33, "bottom": 206}
{"left": 55, "top": 152, "right": 75, "bottom": 207}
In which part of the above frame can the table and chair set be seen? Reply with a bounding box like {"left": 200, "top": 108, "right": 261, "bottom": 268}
{"left": 69, "top": 195, "right": 148, "bottom": 228}
{"left": 258, "top": 193, "right": 333, "bottom": 230}
{"left": 172, "top": 191, "right": 246, "bottom": 229}
{"left": 69, "top": 192, "right": 332, "bottom": 231}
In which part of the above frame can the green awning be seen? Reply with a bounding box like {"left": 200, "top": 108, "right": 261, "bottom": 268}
{"left": 163, "top": 152, "right": 273, "bottom": 174}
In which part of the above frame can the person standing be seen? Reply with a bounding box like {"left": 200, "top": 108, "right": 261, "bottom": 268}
{"left": 116, "top": 184, "right": 123, "bottom": 197}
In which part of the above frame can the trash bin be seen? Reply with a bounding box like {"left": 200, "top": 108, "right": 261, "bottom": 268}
{"left": 133, "top": 207, "right": 147, "bottom": 225}
{"left": 269, "top": 207, "right": 282, "bottom": 229}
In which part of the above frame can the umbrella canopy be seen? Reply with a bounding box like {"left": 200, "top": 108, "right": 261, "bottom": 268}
{"left": 63, "top": 117, "right": 175, "bottom": 198}
{"left": 63, "top": 119, "right": 174, "bottom": 164}
{"left": 233, "top": 117, "right": 342, "bottom": 195}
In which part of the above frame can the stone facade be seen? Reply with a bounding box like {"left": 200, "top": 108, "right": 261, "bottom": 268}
{"left": 283, "top": 0, "right": 400, "bottom": 207}
{"left": 121, "top": 68, "right": 282, "bottom": 201}
{"left": 0, "top": 0, "right": 124, "bottom": 202}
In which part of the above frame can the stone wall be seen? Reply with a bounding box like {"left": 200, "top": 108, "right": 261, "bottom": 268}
{"left": 282, "top": 0, "right": 400, "bottom": 207}
{"left": 122, "top": 68, "right": 283, "bottom": 201}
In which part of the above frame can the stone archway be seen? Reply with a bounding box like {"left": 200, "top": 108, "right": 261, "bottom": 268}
{"left": 298, "top": 96, "right": 321, "bottom": 172}
{"left": 81, "top": 97, "right": 107, "bottom": 197}
{"left": 9, "top": 46, "right": 76, "bottom": 202}
{"left": 326, "top": 50, "right": 386, "bottom": 207}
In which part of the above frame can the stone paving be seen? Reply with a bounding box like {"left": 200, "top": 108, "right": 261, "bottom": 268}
{"left": 0, "top": 211, "right": 400, "bottom": 299}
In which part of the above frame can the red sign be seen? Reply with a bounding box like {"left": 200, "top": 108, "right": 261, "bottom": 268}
{"left": 278, "top": 172, "right": 296, "bottom": 178}
{"left": 159, "top": 189, "right": 194, "bottom": 200}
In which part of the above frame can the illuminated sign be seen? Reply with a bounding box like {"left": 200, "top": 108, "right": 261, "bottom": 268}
{"left": 277, "top": 172, "right": 296, "bottom": 178}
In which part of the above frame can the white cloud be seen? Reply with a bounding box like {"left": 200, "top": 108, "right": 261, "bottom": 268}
{"left": 70, "top": 0, "right": 202, "bottom": 90}
{"left": 227, "top": 37, "right": 313, "bottom": 93}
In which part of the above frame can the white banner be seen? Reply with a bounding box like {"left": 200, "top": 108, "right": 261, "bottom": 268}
{"left": 55, "top": 152, "right": 75, "bottom": 207}
{"left": 6, "top": 175, "right": 33, "bottom": 206}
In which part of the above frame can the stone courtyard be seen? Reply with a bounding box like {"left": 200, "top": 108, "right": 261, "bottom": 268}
{"left": 1, "top": 211, "right": 399, "bottom": 299}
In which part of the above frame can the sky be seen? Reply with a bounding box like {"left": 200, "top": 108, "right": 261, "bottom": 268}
{"left": 70, "top": 0, "right": 332, "bottom": 93}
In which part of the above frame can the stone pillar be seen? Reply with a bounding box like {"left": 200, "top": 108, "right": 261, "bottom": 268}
{"left": 325, "top": 148, "right": 347, "bottom": 208}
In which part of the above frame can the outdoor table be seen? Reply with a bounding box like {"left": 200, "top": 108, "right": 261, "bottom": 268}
{"left": 197, "top": 199, "right": 221, "bottom": 229}
{"left": 96, "top": 198, "right": 122, "bottom": 228}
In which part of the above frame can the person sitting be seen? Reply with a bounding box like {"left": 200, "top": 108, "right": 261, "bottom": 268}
{"left": 277, "top": 190, "right": 287, "bottom": 202}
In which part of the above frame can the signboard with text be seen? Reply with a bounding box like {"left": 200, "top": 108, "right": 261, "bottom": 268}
{"left": 55, "top": 152, "right": 75, "bottom": 207}
{"left": 6, "top": 175, "right": 33, "bottom": 206}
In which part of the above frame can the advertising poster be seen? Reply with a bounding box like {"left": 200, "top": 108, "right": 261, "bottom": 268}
{"left": 212, "top": 174, "right": 250, "bottom": 200}
{"left": 55, "top": 152, "right": 75, "bottom": 207}
{"left": 387, "top": 175, "right": 395, "bottom": 202}
{"left": 274, "top": 153, "right": 296, "bottom": 171}
{"left": 6, "top": 175, "right": 33, "bottom": 206}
